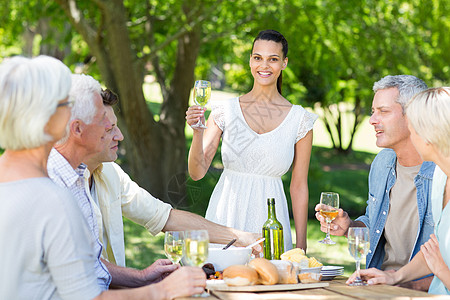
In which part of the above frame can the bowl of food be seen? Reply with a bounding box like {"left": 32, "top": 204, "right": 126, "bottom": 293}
{"left": 206, "top": 245, "right": 252, "bottom": 271}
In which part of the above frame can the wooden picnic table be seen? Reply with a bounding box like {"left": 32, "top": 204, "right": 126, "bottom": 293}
{"left": 177, "top": 277, "right": 449, "bottom": 299}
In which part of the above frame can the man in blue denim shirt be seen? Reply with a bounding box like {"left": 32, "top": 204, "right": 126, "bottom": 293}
{"left": 315, "top": 75, "right": 435, "bottom": 291}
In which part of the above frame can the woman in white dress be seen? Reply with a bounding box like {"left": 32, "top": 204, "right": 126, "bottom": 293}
{"left": 186, "top": 30, "right": 317, "bottom": 251}
{"left": 347, "top": 87, "right": 450, "bottom": 295}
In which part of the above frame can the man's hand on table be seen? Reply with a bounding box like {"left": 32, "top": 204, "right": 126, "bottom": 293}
{"left": 140, "top": 259, "right": 180, "bottom": 284}
{"left": 346, "top": 268, "right": 398, "bottom": 286}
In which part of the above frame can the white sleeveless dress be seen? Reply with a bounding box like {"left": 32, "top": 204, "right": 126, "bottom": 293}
{"left": 205, "top": 97, "right": 318, "bottom": 250}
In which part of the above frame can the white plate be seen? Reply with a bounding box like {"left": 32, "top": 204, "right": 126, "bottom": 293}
{"left": 321, "top": 271, "right": 344, "bottom": 275}
{"left": 206, "top": 279, "right": 225, "bottom": 285}
{"left": 321, "top": 269, "right": 344, "bottom": 273}
{"left": 321, "top": 266, "right": 344, "bottom": 271}
{"left": 321, "top": 273, "right": 343, "bottom": 277}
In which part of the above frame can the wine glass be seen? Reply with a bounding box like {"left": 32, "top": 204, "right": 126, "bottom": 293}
{"left": 164, "top": 231, "right": 184, "bottom": 264}
{"left": 184, "top": 230, "right": 209, "bottom": 297}
{"left": 318, "top": 192, "right": 339, "bottom": 245}
{"left": 191, "top": 80, "right": 211, "bottom": 129}
{"left": 348, "top": 227, "right": 370, "bottom": 286}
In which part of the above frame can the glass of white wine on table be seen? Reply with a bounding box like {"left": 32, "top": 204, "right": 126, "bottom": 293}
{"left": 318, "top": 192, "right": 339, "bottom": 245}
{"left": 191, "top": 80, "right": 211, "bottom": 129}
{"left": 184, "top": 230, "right": 209, "bottom": 297}
{"left": 348, "top": 227, "right": 370, "bottom": 286}
{"left": 164, "top": 231, "right": 184, "bottom": 264}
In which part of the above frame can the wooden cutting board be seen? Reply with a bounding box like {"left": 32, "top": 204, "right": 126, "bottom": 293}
{"left": 206, "top": 280, "right": 329, "bottom": 292}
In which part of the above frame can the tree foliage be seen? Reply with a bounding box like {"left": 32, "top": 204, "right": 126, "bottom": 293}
{"left": 1, "top": 0, "right": 449, "bottom": 203}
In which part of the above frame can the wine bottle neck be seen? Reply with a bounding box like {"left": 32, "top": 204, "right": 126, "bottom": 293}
{"left": 267, "top": 199, "right": 277, "bottom": 219}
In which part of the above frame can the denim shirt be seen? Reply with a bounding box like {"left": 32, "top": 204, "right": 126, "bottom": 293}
{"left": 356, "top": 149, "right": 435, "bottom": 269}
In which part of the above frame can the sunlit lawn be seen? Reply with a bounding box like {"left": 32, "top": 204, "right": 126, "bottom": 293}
{"left": 124, "top": 219, "right": 363, "bottom": 277}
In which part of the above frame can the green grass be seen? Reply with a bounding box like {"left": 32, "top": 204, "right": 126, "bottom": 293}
{"left": 123, "top": 218, "right": 363, "bottom": 277}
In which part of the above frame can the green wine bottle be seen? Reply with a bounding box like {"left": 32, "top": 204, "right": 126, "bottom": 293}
{"left": 262, "top": 198, "right": 284, "bottom": 260}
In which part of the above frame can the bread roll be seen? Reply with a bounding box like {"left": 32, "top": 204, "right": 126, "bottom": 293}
{"left": 248, "top": 258, "right": 279, "bottom": 285}
{"left": 223, "top": 265, "right": 258, "bottom": 286}
{"left": 298, "top": 272, "right": 322, "bottom": 283}
{"left": 270, "top": 260, "right": 298, "bottom": 284}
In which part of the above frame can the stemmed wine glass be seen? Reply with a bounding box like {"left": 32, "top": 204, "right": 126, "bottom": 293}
{"left": 318, "top": 192, "right": 339, "bottom": 245}
{"left": 191, "top": 80, "right": 211, "bottom": 129}
{"left": 184, "top": 230, "right": 209, "bottom": 297}
{"left": 348, "top": 227, "right": 370, "bottom": 286}
{"left": 164, "top": 231, "right": 184, "bottom": 264}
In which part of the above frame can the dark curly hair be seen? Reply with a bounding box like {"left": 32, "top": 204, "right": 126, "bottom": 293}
{"left": 101, "top": 88, "right": 119, "bottom": 106}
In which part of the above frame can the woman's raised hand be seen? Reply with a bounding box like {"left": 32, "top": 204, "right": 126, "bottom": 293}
{"left": 186, "top": 106, "right": 207, "bottom": 130}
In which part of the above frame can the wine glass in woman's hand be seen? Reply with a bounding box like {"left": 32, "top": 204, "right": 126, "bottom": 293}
{"left": 191, "top": 80, "right": 211, "bottom": 129}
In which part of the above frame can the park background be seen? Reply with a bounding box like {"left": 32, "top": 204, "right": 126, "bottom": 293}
{"left": 1, "top": 0, "right": 449, "bottom": 275}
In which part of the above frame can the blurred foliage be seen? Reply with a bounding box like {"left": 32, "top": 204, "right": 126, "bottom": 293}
{"left": 1, "top": 0, "right": 449, "bottom": 151}
{"left": 196, "top": 0, "right": 450, "bottom": 151}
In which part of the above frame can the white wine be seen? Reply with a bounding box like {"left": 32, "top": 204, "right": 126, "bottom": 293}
{"left": 348, "top": 240, "right": 370, "bottom": 260}
{"left": 194, "top": 86, "right": 211, "bottom": 107}
{"left": 320, "top": 209, "right": 338, "bottom": 222}
{"left": 184, "top": 239, "right": 209, "bottom": 267}
{"left": 263, "top": 198, "right": 284, "bottom": 260}
{"left": 164, "top": 242, "right": 183, "bottom": 264}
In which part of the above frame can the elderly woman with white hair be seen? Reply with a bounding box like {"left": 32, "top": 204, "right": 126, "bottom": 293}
{"left": 0, "top": 56, "right": 206, "bottom": 300}
{"left": 347, "top": 87, "right": 450, "bottom": 295}
{"left": 0, "top": 55, "right": 101, "bottom": 299}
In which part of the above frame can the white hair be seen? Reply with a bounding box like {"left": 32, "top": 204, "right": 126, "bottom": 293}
{"left": 69, "top": 74, "right": 102, "bottom": 124}
{"left": 373, "top": 75, "right": 428, "bottom": 112}
{"left": 0, "top": 55, "right": 71, "bottom": 150}
{"left": 57, "top": 74, "right": 102, "bottom": 144}
{"left": 406, "top": 87, "right": 450, "bottom": 156}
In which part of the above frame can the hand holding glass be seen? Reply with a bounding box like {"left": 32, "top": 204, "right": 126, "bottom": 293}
{"left": 318, "top": 192, "right": 339, "bottom": 245}
{"left": 164, "top": 231, "right": 184, "bottom": 264}
{"left": 348, "top": 227, "right": 370, "bottom": 286}
{"left": 191, "top": 80, "right": 211, "bottom": 129}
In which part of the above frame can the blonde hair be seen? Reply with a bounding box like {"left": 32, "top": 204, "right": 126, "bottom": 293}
{"left": 0, "top": 56, "right": 71, "bottom": 150}
{"left": 405, "top": 87, "right": 450, "bottom": 156}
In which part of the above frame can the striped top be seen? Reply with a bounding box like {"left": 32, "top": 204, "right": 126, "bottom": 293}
{"left": 48, "top": 148, "right": 112, "bottom": 290}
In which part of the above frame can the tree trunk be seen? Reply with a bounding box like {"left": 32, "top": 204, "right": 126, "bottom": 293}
{"left": 57, "top": 0, "right": 202, "bottom": 207}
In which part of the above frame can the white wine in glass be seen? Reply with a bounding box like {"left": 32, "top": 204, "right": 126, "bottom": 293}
{"left": 184, "top": 230, "right": 209, "bottom": 297}
{"left": 184, "top": 230, "right": 209, "bottom": 267}
{"left": 191, "top": 80, "right": 211, "bottom": 129}
{"left": 348, "top": 227, "right": 370, "bottom": 286}
{"left": 164, "top": 231, "right": 184, "bottom": 264}
{"left": 318, "top": 192, "right": 339, "bottom": 245}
